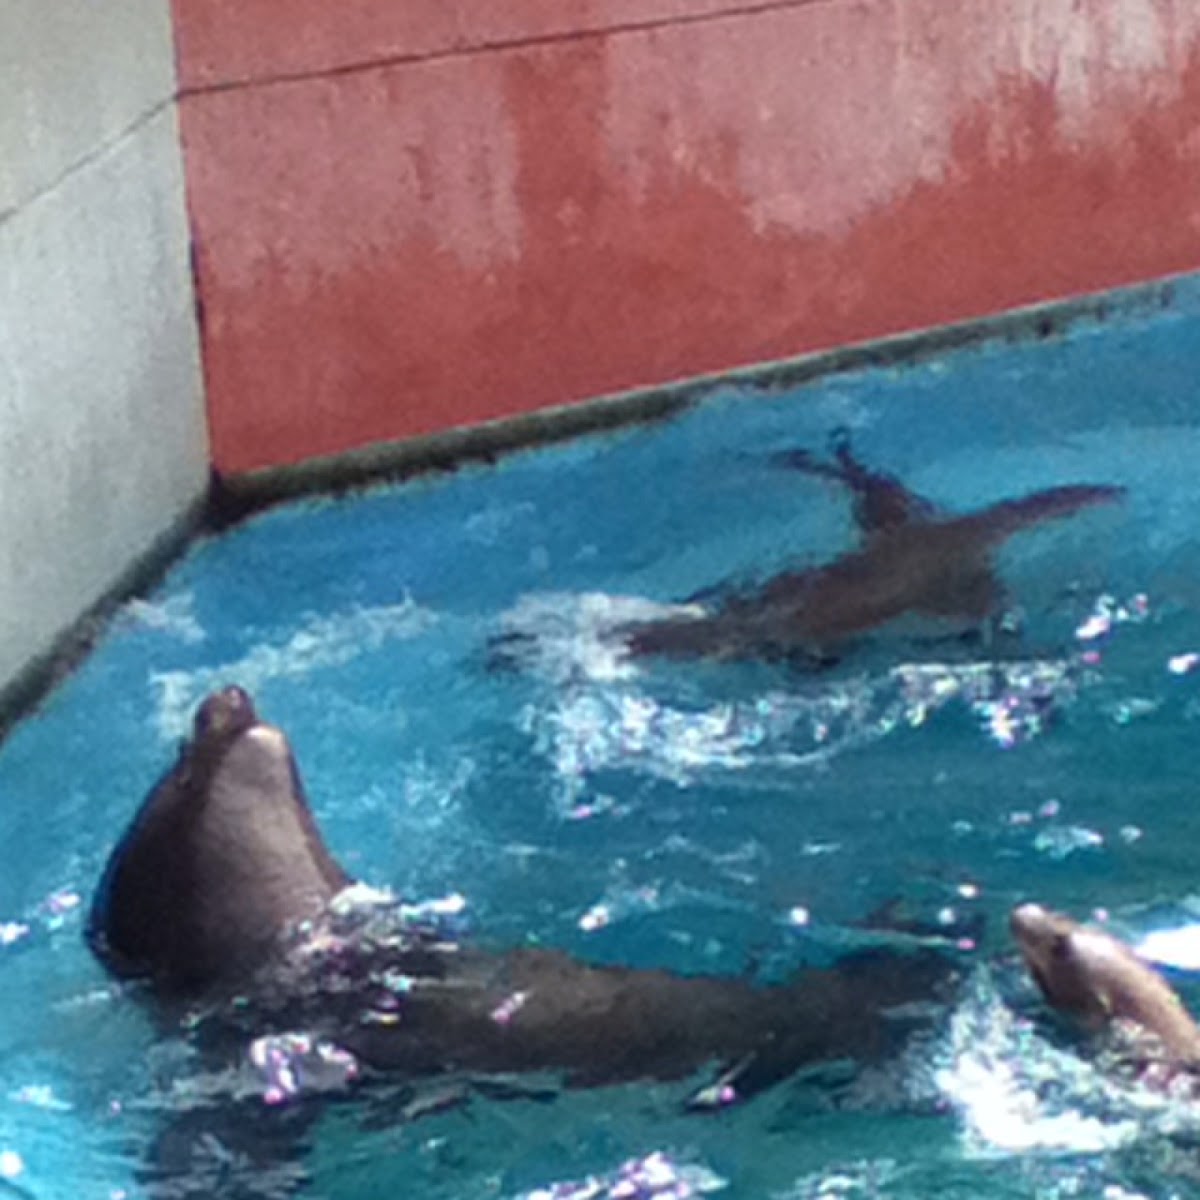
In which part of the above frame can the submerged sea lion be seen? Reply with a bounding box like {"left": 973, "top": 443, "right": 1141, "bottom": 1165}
{"left": 89, "top": 686, "right": 960, "bottom": 1103}
{"left": 1010, "top": 903, "right": 1200, "bottom": 1071}
{"left": 622, "top": 434, "right": 1124, "bottom": 663}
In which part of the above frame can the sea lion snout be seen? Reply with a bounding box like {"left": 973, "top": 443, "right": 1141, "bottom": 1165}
{"left": 1010, "top": 902, "right": 1081, "bottom": 1009}
{"left": 1010, "top": 903, "right": 1065, "bottom": 955}
{"left": 1010, "top": 901, "right": 1126, "bottom": 1025}
{"left": 1010, "top": 902, "right": 1050, "bottom": 936}
{"left": 191, "top": 689, "right": 299, "bottom": 813}
{"left": 194, "top": 684, "right": 258, "bottom": 742}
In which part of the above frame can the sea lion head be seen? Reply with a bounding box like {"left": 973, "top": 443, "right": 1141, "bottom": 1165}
{"left": 87, "top": 686, "right": 350, "bottom": 995}
{"left": 1010, "top": 903, "right": 1116, "bottom": 1026}
{"left": 1011, "top": 902, "right": 1200, "bottom": 1068}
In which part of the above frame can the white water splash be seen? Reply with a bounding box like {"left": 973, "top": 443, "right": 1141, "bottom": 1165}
{"left": 515, "top": 1151, "right": 725, "bottom": 1200}
{"left": 149, "top": 598, "right": 436, "bottom": 739}
{"left": 524, "top": 680, "right": 894, "bottom": 796}
{"left": 927, "top": 970, "right": 1200, "bottom": 1158}
{"left": 776, "top": 1158, "right": 903, "bottom": 1200}
{"left": 511, "top": 622, "right": 1087, "bottom": 813}
{"left": 122, "top": 592, "right": 206, "bottom": 645}
{"left": 1137, "top": 923, "right": 1200, "bottom": 971}
{"left": 246, "top": 1033, "right": 359, "bottom": 1105}
{"left": 500, "top": 592, "right": 1096, "bottom": 809}
{"left": 497, "top": 591, "right": 703, "bottom": 685}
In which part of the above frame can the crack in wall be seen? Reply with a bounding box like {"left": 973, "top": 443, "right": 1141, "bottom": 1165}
{"left": 0, "top": 98, "right": 174, "bottom": 233}
{"left": 177, "top": 0, "right": 839, "bottom": 98}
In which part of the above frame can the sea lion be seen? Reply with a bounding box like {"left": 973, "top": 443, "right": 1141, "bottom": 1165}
{"left": 89, "top": 686, "right": 960, "bottom": 1102}
{"left": 1010, "top": 902, "right": 1200, "bottom": 1071}
{"left": 622, "top": 434, "right": 1124, "bottom": 663}
{"left": 88, "top": 685, "right": 349, "bottom": 991}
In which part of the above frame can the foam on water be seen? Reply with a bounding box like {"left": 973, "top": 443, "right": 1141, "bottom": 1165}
{"left": 934, "top": 972, "right": 1142, "bottom": 1156}
{"left": 515, "top": 1151, "right": 727, "bottom": 1200}
{"left": 499, "top": 588, "right": 1109, "bottom": 812}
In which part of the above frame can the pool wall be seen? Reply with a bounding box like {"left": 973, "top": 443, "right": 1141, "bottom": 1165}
{"left": 0, "top": 2, "right": 208, "bottom": 716}
{"left": 173, "top": 0, "right": 1200, "bottom": 474}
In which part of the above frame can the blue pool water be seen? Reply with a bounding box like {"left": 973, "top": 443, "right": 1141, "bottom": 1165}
{"left": 5, "top": 285, "right": 1200, "bottom": 1198}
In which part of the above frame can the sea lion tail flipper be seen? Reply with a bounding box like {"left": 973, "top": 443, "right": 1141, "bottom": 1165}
{"left": 829, "top": 426, "right": 867, "bottom": 477}
{"left": 769, "top": 429, "right": 875, "bottom": 486}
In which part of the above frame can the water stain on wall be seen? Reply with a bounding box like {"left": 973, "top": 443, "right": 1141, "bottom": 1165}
{"left": 175, "top": 0, "right": 1200, "bottom": 472}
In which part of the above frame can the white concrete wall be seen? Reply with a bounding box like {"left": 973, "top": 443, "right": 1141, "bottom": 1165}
{"left": 0, "top": 1, "right": 208, "bottom": 694}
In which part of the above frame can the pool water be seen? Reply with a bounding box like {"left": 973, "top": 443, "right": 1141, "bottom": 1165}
{"left": 4, "top": 285, "right": 1200, "bottom": 1198}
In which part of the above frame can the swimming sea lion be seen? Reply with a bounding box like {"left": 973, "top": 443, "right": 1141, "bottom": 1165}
{"left": 622, "top": 434, "right": 1124, "bottom": 663}
{"left": 89, "top": 686, "right": 960, "bottom": 1101}
{"left": 1010, "top": 902, "right": 1200, "bottom": 1071}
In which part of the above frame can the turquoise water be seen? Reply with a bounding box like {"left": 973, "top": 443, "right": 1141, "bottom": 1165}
{"left": 4, "top": 287, "right": 1200, "bottom": 1197}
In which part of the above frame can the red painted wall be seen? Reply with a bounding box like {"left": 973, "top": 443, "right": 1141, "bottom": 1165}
{"left": 172, "top": 0, "right": 1200, "bottom": 474}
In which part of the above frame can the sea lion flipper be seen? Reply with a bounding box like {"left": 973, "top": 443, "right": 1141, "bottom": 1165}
{"left": 145, "top": 1089, "right": 320, "bottom": 1198}
{"left": 469, "top": 1074, "right": 561, "bottom": 1105}
{"left": 775, "top": 431, "right": 939, "bottom": 537}
{"left": 958, "top": 484, "right": 1126, "bottom": 546}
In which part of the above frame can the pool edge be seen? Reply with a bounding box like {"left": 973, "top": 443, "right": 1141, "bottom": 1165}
{"left": 210, "top": 270, "right": 1184, "bottom": 525}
